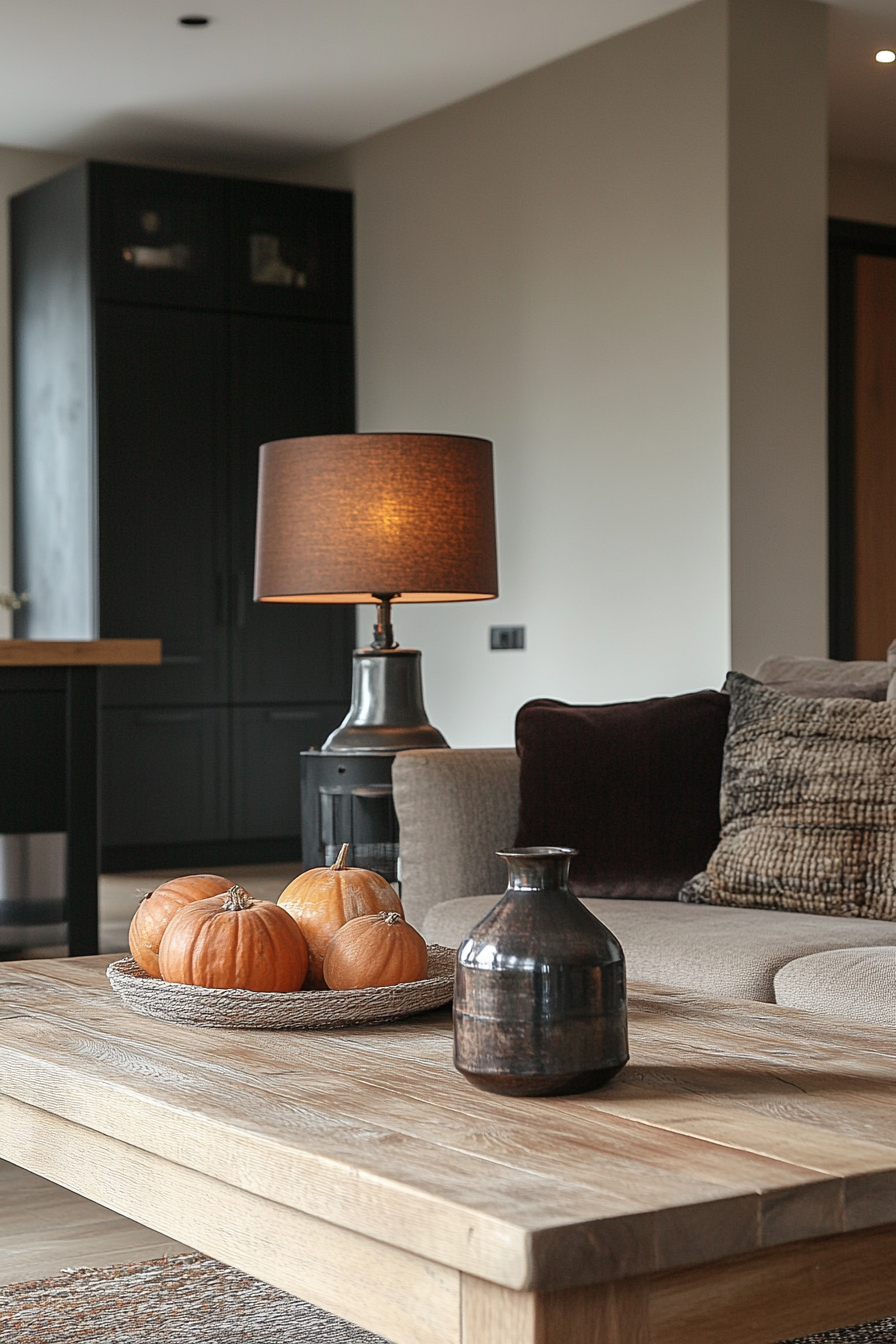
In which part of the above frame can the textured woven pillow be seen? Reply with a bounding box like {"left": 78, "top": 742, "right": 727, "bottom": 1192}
{"left": 680, "top": 672, "right": 896, "bottom": 920}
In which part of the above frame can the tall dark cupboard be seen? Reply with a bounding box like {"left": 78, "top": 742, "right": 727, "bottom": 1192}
{"left": 12, "top": 162, "right": 355, "bottom": 871}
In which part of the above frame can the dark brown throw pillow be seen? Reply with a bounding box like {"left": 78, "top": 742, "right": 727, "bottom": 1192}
{"left": 515, "top": 691, "right": 730, "bottom": 900}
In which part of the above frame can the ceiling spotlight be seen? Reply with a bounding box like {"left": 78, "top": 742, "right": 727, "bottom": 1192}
{"left": 179, "top": 14, "right": 210, "bottom": 25}
{"left": 876, "top": 49, "right": 896, "bottom": 63}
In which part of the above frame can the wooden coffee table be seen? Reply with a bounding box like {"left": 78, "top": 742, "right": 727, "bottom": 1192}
{"left": 1, "top": 956, "right": 895, "bottom": 1344}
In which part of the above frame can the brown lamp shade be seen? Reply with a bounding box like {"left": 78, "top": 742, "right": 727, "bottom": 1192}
{"left": 254, "top": 433, "right": 499, "bottom": 602}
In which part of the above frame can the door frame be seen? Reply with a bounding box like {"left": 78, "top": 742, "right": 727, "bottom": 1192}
{"left": 828, "top": 217, "right": 896, "bottom": 658}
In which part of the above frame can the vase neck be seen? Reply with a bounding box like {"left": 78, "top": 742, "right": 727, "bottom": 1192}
{"left": 497, "top": 847, "right": 576, "bottom": 893}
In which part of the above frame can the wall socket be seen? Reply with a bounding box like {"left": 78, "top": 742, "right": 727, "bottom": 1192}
{"left": 490, "top": 625, "right": 525, "bottom": 650}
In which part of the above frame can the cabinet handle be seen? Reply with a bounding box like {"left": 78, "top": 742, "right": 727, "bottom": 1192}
{"left": 215, "top": 574, "right": 227, "bottom": 626}
{"left": 136, "top": 710, "right": 200, "bottom": 724}
{"left": 233, "top": 572, "right": 247, "bottom": 628}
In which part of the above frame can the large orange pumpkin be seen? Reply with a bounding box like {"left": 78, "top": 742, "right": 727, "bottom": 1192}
{"left": 278, "top": 843, "right": 402, "bottom": 988}
{"left": 129, "top": 874, "right": 232, "bottom": 978}
{"left": 323, "top": 911, "right": 428, "bottom": 990}
{"left": 158, "top": 885, "right": 309, "bottom": 992}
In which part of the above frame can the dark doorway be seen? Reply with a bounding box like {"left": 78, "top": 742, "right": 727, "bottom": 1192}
{"left": 829, "top": 217, "right": 896, "bottom": 659}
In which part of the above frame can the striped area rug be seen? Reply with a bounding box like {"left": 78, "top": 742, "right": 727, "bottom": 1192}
{"left": 0, "top": 1253, "right": 387, "bottom": 1342}
{"left": 1, "top": 1252, "right": 894, "bottom": 1343}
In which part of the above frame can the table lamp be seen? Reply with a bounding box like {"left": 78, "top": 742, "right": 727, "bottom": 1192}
{"left": 253, "top": 433, "right": 498, "bottom": 753}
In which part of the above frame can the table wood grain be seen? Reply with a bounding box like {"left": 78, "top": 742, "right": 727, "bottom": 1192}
{"left": 1, "top": 957, "right": 895, "bottom": 1344}
{"left": 0, "top": 639, "right": 161, "bottom": 666}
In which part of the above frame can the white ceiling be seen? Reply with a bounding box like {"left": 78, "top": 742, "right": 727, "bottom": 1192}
{"left": 0, "top": 0, "right": 894, "bottom": 171}
{"left": 0, "top": 0, "right": 697, "bottom": 171}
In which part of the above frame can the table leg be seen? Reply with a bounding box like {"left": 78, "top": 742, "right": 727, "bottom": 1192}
{"left": 461, "top": 1276, "right": 649, "bottom": 1344}
{"left": 65, "top": 666, "right": 98, "bottom": 956}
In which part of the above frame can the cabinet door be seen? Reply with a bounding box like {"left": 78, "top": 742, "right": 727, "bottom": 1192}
{"left": 229, "top": 179, "right": 352, "bottom": 321}
{"left": 229, "top": 315, "right": 356, "bottom": 705}
{"left": 0, "top": 676, "right": 66, "bottom": 834}
{"left": 230, "top": 704, "right": 347, "bottom": 841}
{"left": 97, "top": 304, "right": 230, "bottom": 707}
{"left": 91, "top": 162, "right": 227, "bottom": 311}
{"left": 101, "top": 706, "right": 229, "bottom": 846}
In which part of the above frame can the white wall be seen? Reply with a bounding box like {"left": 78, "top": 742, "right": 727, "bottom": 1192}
{"left": 830, "top": 156, "right": 896, "bottom": 227}
{"left": 294, "top": 2, "right": 732, "bottom": 747}
{"left": 293, "top": 0, "right": 827, "bottom": 746}
{"left": 728, "top": 0, "right": 828, "bottom": 674}
{"left": 0, "top": 145, "right": 77, "bottom": 636}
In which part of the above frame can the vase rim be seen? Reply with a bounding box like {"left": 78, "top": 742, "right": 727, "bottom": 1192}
{"left": 496, "top": 846, "right": 578, "bottom": 858}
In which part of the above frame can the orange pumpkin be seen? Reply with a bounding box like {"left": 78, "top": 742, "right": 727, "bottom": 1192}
{"left": 323, "top": 911, "right": 428, "bottom": 990}
{"left": 278, "top": 843, "right": 403, "bottom": 989}
{"left": 129, "top": 873, "right": 233, "bottom": 978}
{"left": 158, "top": 885, "right": 309, "bottom": 992}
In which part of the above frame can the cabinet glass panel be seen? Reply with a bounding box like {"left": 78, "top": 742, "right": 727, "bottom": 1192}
{"left": 229, "top": 179, "right": 352, "bottom": 319}
{"left": 91, "top": 162, "right": 227, "bottom": 309}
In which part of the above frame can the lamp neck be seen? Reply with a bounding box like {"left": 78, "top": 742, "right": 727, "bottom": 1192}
{"left": 372, "top": 593, "right": 399, "bottom": 650}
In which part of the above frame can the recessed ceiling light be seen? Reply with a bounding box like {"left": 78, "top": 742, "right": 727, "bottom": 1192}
{"left": 876, "top": 49, "right": 896, "bottom": 63}
{"left": 179, "top": 14, "right": 210, "bottom": 26}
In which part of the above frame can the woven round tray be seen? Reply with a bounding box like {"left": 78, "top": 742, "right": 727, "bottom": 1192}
{"left": 106, "top": 947, "right": 456, "bottom": 1030}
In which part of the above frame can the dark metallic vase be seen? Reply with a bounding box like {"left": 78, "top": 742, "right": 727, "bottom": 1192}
{"left": 453, "top": 848, "right": 628, "bottom": 1096}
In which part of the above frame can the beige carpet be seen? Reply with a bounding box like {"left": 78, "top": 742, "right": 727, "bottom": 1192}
{"left": 2, "top": 1252, "right": 895, "bottom": 1343}
{"left": 0, "top": 1253, "right": 387, "bottom": 1343}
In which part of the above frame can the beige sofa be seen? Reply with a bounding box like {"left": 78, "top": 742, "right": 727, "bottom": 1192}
{"left": 393, "top": 744, "right": 896, "bottom": 1016}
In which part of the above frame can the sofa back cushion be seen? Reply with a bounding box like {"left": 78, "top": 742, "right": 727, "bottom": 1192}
{"left": 753, "top": 653, "right": 892, "bottom": 701}
{"left": 515, "top": 692, "right": 730, "bottom": 900}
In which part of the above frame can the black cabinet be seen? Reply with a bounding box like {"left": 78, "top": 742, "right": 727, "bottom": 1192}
{"left": 231, "top": 704, "right": 348, "bottom": 840}
{"left": 101, "top": 706, "right": 230, "bottom": 847}
{"left": 229, "top": 314, "right": 356, "bottom": 705}
{"left": 12, "top": 161, "right": 355, "bottom": 871}
{"left": 96, "top": 303, "right": 230, "bottom": 708}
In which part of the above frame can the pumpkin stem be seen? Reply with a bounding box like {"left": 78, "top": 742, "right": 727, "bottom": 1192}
{"left": 222, "top": 883, "right": 253, "bottom": 911}
{"left": 331, "top": 843, "right": 350, "bottom": 871}
{"left": 381, "top": 912, "right": 402, "bottom": 925}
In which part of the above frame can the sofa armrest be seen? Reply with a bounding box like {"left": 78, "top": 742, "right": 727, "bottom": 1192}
{"left": 392, "top": 748, "right": 520, "bottom": 931}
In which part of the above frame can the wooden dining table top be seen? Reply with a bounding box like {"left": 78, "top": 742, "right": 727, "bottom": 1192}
{"left": 0, "top": 639, "right": 161, "bottom": 666}
{"left": 1, "top": 955, "right": 895, "bottom": 1344}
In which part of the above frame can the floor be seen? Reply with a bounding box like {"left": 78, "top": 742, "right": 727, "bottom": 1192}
{"left": 0, "top": 863, "right": 299, "bottom": 1287}
{"left": 7, "top": 863, "right": 301, "bottom": 960}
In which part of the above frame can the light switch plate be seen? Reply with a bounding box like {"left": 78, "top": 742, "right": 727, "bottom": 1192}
{"left": 490, "top": 626, "right": 525, "bottom": 650}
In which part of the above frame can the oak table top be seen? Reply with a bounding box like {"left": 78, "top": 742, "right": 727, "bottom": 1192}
{"left": 1, "top": 957, "right": 895, "bottom": 1344}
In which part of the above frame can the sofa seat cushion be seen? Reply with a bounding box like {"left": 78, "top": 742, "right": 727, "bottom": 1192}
{"left": 774, "top": 947, "right": 896, "bottom": 1025}
{"left": 422, "top": 896, "right": 896, "bottom": 1002}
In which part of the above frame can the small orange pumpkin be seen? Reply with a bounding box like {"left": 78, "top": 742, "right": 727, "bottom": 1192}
{"left": 129, "top": 873, "right": 233, "bottom": 978}
{"left": 278, "top": 844, "right": 403, "bottom": 989}
{"left": 158, "top": 885, "right": 309, "bottom": 992}
{"left": 323, "top": 911, "right": 428, "bottom": 990}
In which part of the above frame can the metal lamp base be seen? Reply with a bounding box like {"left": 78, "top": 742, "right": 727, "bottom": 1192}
{"left": 322, "top": 648, "right": 448, "bottom": 754}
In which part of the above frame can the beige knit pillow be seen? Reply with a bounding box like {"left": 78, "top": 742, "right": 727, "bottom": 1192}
{"left": 680, "top": 672, "right": 896, "bottom": 920}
